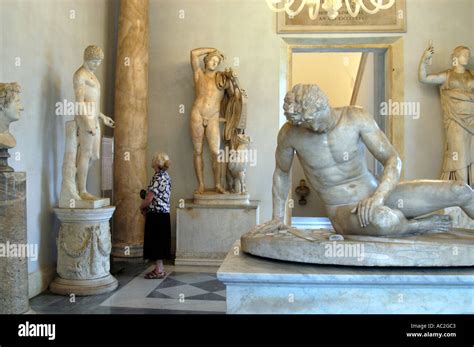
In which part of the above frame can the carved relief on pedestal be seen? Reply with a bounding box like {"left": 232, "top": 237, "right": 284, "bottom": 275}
{"left": 57, "top": 222, "right": 112, "bottom": 280}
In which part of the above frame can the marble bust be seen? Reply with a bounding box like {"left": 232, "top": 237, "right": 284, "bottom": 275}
{"left": 266, "top": 84, "right": 473, "bottom": 237}
{"left": 0, "top": 82, "right": 22, "bottom": 150}
{"left": 59, "top": 45, "right": 115, "bottom": 208}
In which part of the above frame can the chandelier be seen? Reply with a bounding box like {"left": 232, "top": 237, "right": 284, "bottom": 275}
{"left": 266, "top": 0, "right": 396, "bottom": 20}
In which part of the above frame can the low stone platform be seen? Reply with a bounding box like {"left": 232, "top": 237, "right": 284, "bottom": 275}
{"left": 194, "top": 191, "right": 249, "bottom": 206}
{"left": 176, "top": 200, "right": 259, "bottom": 266}
{"left": 241, "top": 227, "right": 474, "bottom": 267}
{"left": 217, "top": 241, "right": 474, "bottom": 314}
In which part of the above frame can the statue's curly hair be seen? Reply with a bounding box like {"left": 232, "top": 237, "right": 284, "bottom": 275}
{"left": 204, "top": 51, "right": 224, "bottom": 66}
{"left": 84, "top": 45, "right": 104, "bottom": 61}
{"left": 0, "top": 82, "right": 21, "bottom": 111}
{"left": 452, "top": 46, "right": 470, "bottom": 60}
{"left": 283, "top": 84, "right": 329, "bottom": 124}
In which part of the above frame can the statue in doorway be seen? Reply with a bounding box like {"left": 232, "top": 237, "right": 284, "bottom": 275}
{"left": 190, "top": 48, "right": 246, "bottom": 194}
{"left": 59, "top": 45, "right": 115, "bottom": 208}
{"left": 262, "top": 84, "right": 473, "bottom": 237}
{"left": 419, "top": 44, "right": 473, "bottom": 186}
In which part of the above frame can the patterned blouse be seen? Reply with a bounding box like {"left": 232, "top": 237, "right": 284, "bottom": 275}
{"left": 147, "top": 170, "right": 171, "bottom": 213}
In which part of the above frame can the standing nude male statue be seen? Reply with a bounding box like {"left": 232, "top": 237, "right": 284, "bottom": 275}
{"left": 59, "top": 45, "right": 115, "bottom": 206}
{"left": 265, "top": 84, "right": 474, "bottom": 237}
{"left": 190, "top": 48, "right": 238, "bottom": 194}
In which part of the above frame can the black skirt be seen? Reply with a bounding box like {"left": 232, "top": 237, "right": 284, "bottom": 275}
{"left": 143, "top": 212, "right": 171, "bottom": 260}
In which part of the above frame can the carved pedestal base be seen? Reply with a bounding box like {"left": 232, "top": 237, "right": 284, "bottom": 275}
{"left": 50, "top": 274, "right": 118, "bottom": 296}
{"left": 50, "top": 207, "right": 118, "bottom": 296}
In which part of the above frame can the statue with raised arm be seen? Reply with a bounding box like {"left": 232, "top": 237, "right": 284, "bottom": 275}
{"left": 419, "top": 44, "right": 473, "bottom": 186}
{"left": 59, "top": 45, "right": 115, "bottom": 208}
{"left": 262, "top": 84, "right": 474, "bottom": 237}
{"left": 190, "top": 48, "right": 244, "bottom": 195}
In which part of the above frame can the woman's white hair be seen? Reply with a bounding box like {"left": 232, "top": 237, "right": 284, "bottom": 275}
{"left": 152, "top": 152, "right": 170, "bottom": 170}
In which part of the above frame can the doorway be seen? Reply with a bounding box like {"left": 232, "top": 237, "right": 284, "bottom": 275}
{"left": 290, "top": 49, "right": 386, "bottom": 224}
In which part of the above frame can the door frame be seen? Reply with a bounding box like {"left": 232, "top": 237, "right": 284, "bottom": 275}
{"left": 280, "top": 37, "right": 405, "bottom": 224}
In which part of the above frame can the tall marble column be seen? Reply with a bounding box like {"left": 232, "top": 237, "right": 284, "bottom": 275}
{"left": 112, "top": 0, "right": 149, "bottom": 258}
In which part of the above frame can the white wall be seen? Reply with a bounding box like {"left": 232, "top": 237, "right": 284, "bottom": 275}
{"left": 0, "top": 0, "right": 118, "bottom": 294}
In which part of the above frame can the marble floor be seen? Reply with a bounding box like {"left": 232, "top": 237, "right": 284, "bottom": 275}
{"left": 30, "top": 261, "right": 226, "bottom": 314}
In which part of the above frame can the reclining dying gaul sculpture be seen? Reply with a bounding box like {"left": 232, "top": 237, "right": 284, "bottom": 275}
{"left": 241, "top": 84, "right": 474, "bottom": 267}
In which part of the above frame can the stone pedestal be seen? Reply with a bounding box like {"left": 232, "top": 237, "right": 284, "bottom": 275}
{"left": 194, "top": 191, "right": 250, "bottom": 206}
{"left": 175, "top": 200, "right": 259, "bottom": 266}
{"left": 50, "top": 207, "right": 118, "bottom": 296}
{"left": 218, "top": 241, "right": 474, "bottom": 314}
{"left": 0, "top": 172, "right": 29, "bottom": 314}
{"left": 241, "top": 227, "right": 474, "bottom": 267}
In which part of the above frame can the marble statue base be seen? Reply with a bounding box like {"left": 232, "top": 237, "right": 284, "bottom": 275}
{"left": 175, "top": 200, "right": 259, "bottom": 266}
{"left": 58, "top": 197, "right": 110, "bottom": 209}
{"left": 241, "top": 227, "right": 474, "bottom": 267}
{"left": 50, "top": 207, "right": 118, "bottom": 296}
{"left": 0, "top": 172, "right": 29, "bottom": 314}
{"left": 49, "top": 274, "right": 118, "bottom": 296}
{"left": 194, "top": 191, "right": 250, "bottom": 206}
{"left": 218, "top": 241, "right": 474, "bottom": 314}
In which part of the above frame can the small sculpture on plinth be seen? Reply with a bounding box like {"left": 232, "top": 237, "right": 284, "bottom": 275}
{"left": 0, "top": 82, "right": 23, "bottom": 172}
{"left": 295, "top": 179, "right": 310, "bottom": 205}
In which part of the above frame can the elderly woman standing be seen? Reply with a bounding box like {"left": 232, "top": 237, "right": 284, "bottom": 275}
{"left": 140, "top": 152, "right": 171, "bottom": 279}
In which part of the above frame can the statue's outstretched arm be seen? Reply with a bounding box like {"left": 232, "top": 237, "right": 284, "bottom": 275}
{"left": 418, "top": 45, "right": 447, "bottom": 85}
{"left": 272, "top": 123, "right": 295, "bottom": 221}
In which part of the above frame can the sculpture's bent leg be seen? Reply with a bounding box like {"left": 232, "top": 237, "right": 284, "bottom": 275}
{"left": 385, "top": 180, "right": 474, "bottom": 219}
{"left": 190, "top": 110, "right": 205, "bottom": 194}
{"left": 206, "top": 117, "right": 226, "bottom": 194}
{"left": 331, "top": 204, "right": 453, "bottom": 237}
